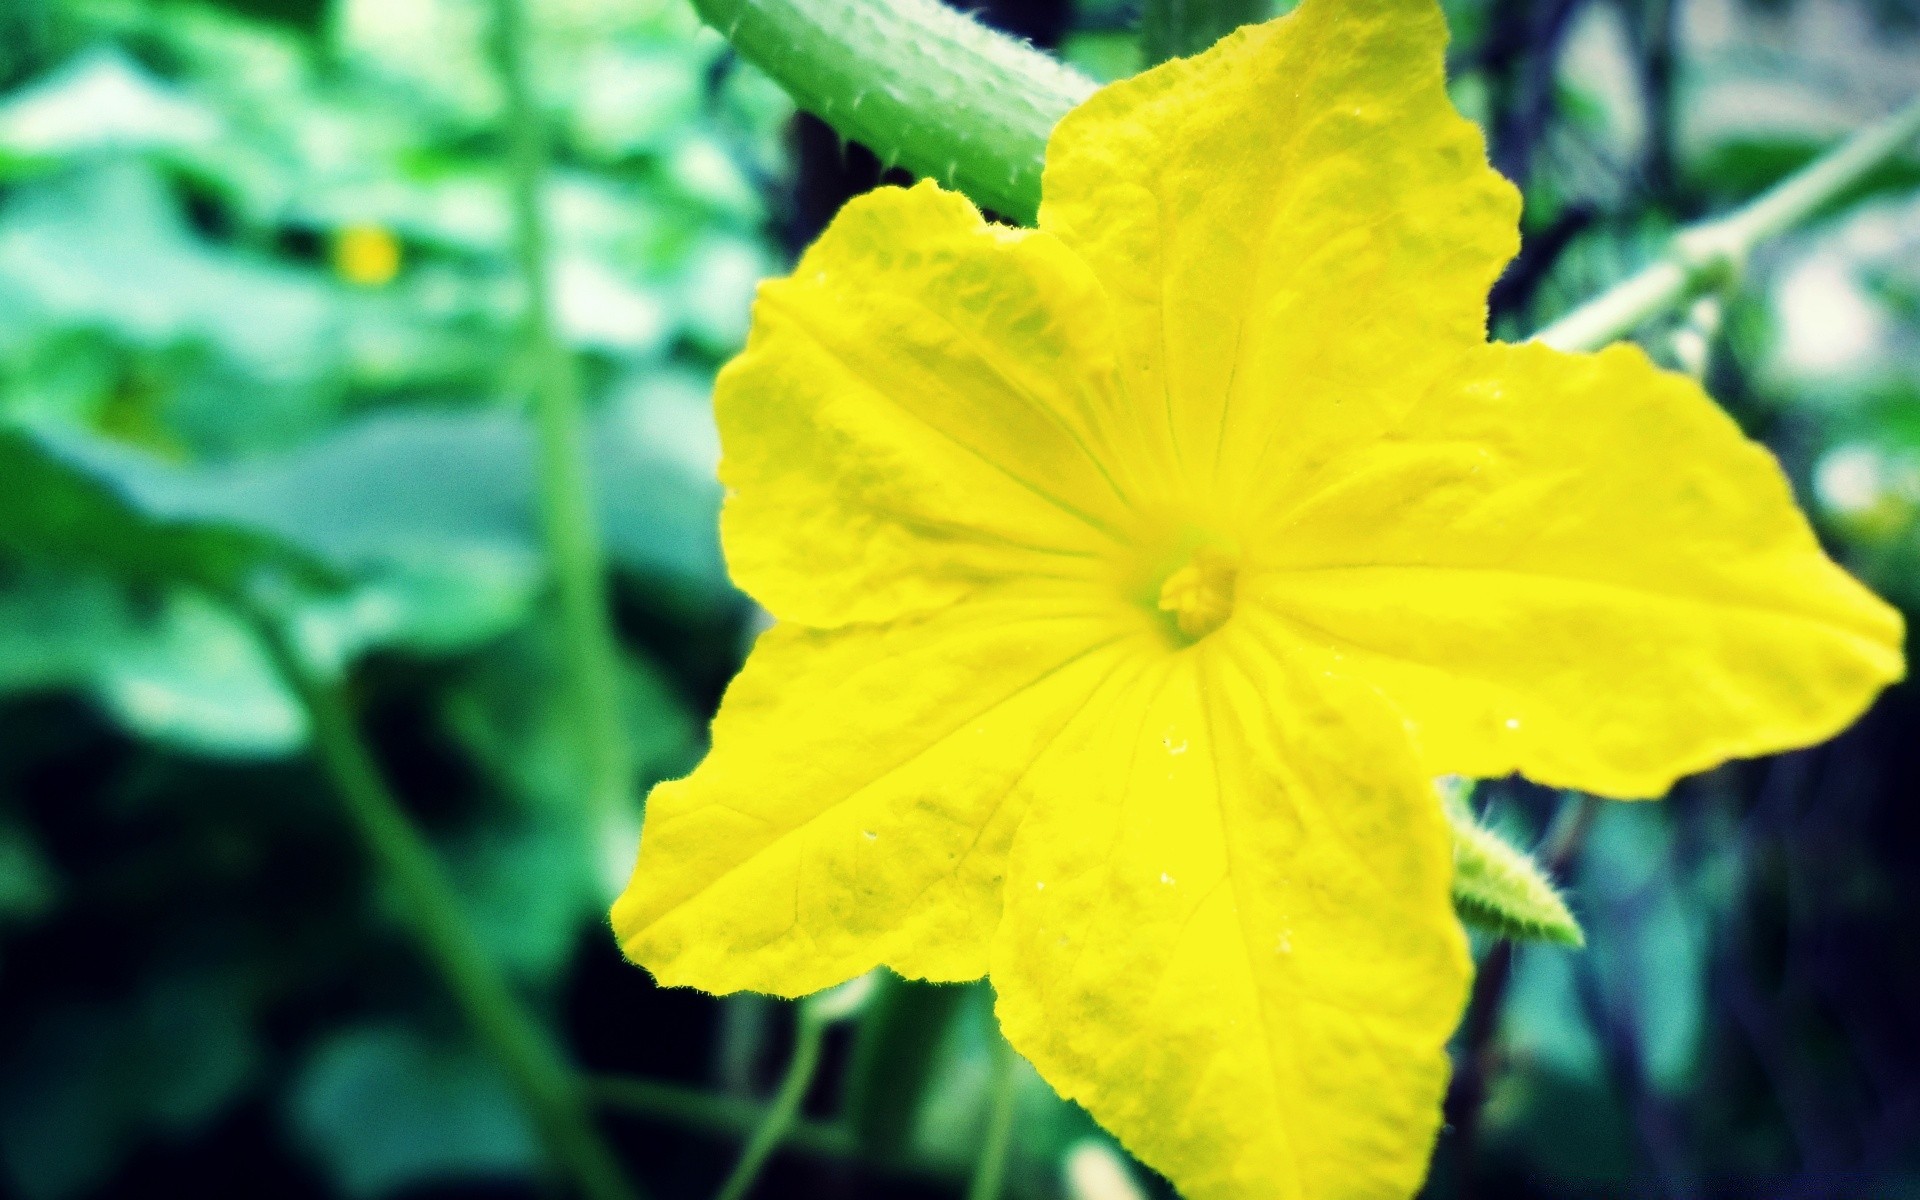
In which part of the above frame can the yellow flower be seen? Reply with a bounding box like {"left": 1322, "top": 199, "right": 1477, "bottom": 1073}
{"left": 332, "top": 223, "right": 402, "bottom": 287}
{"left": 613, "top": 0, "right": 1904, "bottom": 1196}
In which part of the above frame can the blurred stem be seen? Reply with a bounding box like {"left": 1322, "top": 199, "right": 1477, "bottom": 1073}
{"left": 1139, "top": 0, "right": 1267, "bottom": 66}
{"left": 967, "top": 1032, "right": 1021, "bottom": 1200}
{"left": 593, "top": 1073, "right": 975, "bottom": 1188}
{"left": 1535, "top": 91, "right": 1920, "bottom": 353}
{"left": 712, "top": 1002, "right": 831, "bottom": 1200}
{"left": 492, "top": 0, "right": 635, "bottom": 824}
{"left": 247, "top": 611, "right": 640, "bottom": 1200}
{"left": 592, "top": 1074, "right": 855, "bottom": 1158}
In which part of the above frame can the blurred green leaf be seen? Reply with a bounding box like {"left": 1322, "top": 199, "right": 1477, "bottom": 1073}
{"left": 0, "top": 163, "right": 337, "bottom": 381}
{"left": 1579, "top": 802, "right": 1711, "bottom": 1094}
{"left": 0, "top": 972, "right": 258, "bottom": 1200}
{"left": 905, "top": 982, "right": 1101, "bottom": 1190}
{"left": 0, "top": 818, "right": 56, "bottom": 926}
{"left": 448, "top": 815, "right": 601, "bottom": 980}
{"left": 0, "top": 421, "right": 328, "bottom": 752}
{"left": 93, "top": 588, "right": 307, "bottom": 755}
{"left": 0, "top": 48, "right": 222, "bottom": 164}
{"left": 569, "top": 44, "right": 706, "bottom": 160}
{"left": 441, "top": 624, "right": 698, "bottom": 909}
{"left": 0, "top": 571, "right": 123, "bottom": 694}
{"left": 289, "top": 1023, "right": 540, "bottom": 1200}
{"left": 842, "top": 974, "right": 971, "bottom": 1160}
{"left": 0, "top": 423, "right": 322, "bottom": 597}
{"left": 0, "top": 570, "right": 304, "bottom": 755}
{"left": 73, "top": 403, "right": 728, "bottom": 600}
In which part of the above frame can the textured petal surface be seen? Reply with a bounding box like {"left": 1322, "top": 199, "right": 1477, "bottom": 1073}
{"left": 614, "top": 590, "right": 1147, "bottom": 995}
{"left": 717, "top": 180, "right": 1144, "bottom": 629}
{"left": 1247, "top": 341, "right": 1905, "bottom": 797}
{"left": 992, "top": 632, "right": 1467, "bottom": 1200}
{"left": 1037, "top": 0, "right": 1519, "bottom": 512}
{"left": 615, "top": 4, "right": 1908, "bottom": 1199}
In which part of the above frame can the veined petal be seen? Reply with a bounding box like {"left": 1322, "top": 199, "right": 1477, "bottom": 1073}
{"left": 992, "top": 633, "right": 1466, "bottom": 1200}
{"left": 1038, "top": 0, "right": 1518, "bottom": 510}
{"left": 1247, "top": 341, "right": 1905, "bottom": 798}
{"left": 614, "top": 590, "right": 1145, "bottom": 996}
{"left": 719, "top": 180, "right": 1146, "bottom": 629}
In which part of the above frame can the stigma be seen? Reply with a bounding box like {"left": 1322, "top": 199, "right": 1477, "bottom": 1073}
{"left": 1157, "top": 546, "right": 1239, "bottom": 642}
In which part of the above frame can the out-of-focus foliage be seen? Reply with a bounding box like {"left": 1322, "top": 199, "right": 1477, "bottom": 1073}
{"left": 0, "top": 0, "right": 770, "bottom": 1193}
{"left": 0, "top": 0, "right": 1918, "bottom": 1198}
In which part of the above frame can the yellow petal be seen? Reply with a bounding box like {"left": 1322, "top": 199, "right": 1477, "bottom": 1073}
{"left": 1247, "top": 340, "right": 1905, "bottom": 797}
{"left": 992, "top": 631, "right": 1466, "bottom": 1200}
{"left": 998, "top": 625, "right": 1459, "bottom": 1198}
{"left": 718, "top": 180, "right": 1150, "bottom": 629}
{"left": 613, "top": 590, "right": 1144, "bottom": 996}
{"left": 1038, "top": 0, "right": 1519, "bottom": 509}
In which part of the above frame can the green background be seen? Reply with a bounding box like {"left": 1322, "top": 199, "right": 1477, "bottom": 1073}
{"left": 1, "top": 0, "right": 1918, "bottom": 1197}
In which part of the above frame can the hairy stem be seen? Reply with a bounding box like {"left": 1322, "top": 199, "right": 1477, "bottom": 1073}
{"left": 1535, "top": 93, "right": 1920, "bottom": 353}
{"left": 493, "top": 0, "right": 635, "bottom": 824}
{"left": 687, "top": 0, "right": 1092, "bottom": 223}
{"left": 712, "top": 1003, "right": 831, "bottom": 1200}
{"left": 248, "top": 614, "right": 638, "bottom": 1200}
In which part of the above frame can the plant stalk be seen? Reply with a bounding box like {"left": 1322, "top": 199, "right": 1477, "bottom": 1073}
{"left": 592, "top": 1074, "right": 853, "bottom": 1157}
{"left": 712, "top": 1003, "right": 831, "bottom": 1200}
{"left": 492, "top": 0, "right": 635, "bottom": 825}
{"left": 248, "top": 613, "right": 639, "bottom": 1200}
{"left": 967, "top": 1032, "right": 1022, "bottom": 1200}
{"left": 687, "top": 0, "right": 1093, "bottom": 223}
{"left": 1534, "top": 93, "right": 1920, "bottom": 353}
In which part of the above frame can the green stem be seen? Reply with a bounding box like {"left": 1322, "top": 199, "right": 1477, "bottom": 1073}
{"left": 712, "top": 1003, "right": 831, "bottom": 1200}
{"left": 492, "top": 0, "right": 634, "bottom": 824}
{"left": 689, "top": 0, "right": 1092, "bottom": 223}
{"left": 966, "top": 1033, "right": 1021, "bottom": 1200}
{"left": 1534, "top": 93, "right": 1920, "bottom": 353}
{"left": 592, "top": 1072, "right": 981, "bottom": 1189}
{"left": 1140, "top": 0, "right": 1267, "bottom": 67}
{"left": 247, "top": 613, "right": 639, "bottom": 1200}
{"left": 591, "top": 1075, "right": 853, "bottom": 1158}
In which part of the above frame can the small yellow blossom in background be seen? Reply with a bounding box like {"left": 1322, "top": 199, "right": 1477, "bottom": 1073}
{"left": 332, "top": 222, "right": 401, "bottom": 287}
{"left": 614, "top": 0, "right": 1905, "bottom": 1196}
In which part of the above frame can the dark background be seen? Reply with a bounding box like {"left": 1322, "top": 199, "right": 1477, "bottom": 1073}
{"left": 1, "top": 0, "right": 1919, "bottom": 1197}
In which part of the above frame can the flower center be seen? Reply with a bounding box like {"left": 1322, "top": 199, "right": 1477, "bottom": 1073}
{"left": 1156, "top": 546, "right": 1239, "bottom": 642}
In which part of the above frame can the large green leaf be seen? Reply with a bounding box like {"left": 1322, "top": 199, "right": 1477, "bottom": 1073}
{"left": 0, "top": 423, "right": 321, "bottom": 598}
{"left": 0, "top": 49, "right": 222, "bottom": 165}
{"left": 41, "top": 399, "right": 728, "bottom": 604}
{"left": 289, "top": 1024, "right": 539, "bottom": 1200}
{"left": 1, "top": 392, "right": 724, "bottom": 754}
{"left": 0, "top": 163, "right": 336, "bottom": 383}
{"left": 0, "top": 972, "right": 258, "bottom": 1200}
